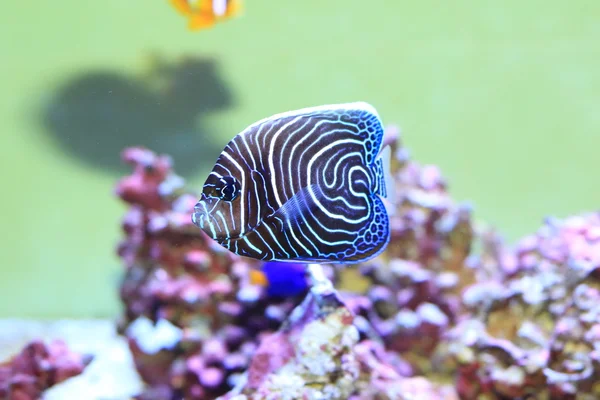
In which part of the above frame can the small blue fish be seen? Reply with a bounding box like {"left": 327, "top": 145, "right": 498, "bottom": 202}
{"left": 249, "top": 261, "right": 308, "bottom": 298}
{"left": 191, "top": 102, "right": 392, "bottom": 264}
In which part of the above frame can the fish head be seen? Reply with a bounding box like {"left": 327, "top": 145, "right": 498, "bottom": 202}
{"left": 192, "top": 166, "right": 244, "bottom": 242}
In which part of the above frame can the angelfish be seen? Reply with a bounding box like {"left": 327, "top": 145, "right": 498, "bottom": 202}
{"left": 192, "top": 102, "right": 393, "bottom": 264}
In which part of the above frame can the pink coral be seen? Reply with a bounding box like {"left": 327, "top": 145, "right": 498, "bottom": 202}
{"left": 0, "top": 340, "right": 92, "bottom": 400}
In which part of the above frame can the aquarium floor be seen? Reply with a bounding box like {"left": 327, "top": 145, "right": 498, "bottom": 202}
{"left": 0, "top": 319, "right": 143, "bottom": 400}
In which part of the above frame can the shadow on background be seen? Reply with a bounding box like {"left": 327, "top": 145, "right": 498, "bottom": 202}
{"left": 42, "top": 55, "right": 235, "bottom": 177}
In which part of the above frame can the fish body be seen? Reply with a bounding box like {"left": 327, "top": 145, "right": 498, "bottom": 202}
{"left": 169, "top": 0, "right": 242, "bottom": 30}
{"left": 249, "top": 262, "right": 308, "bottom": 298}
{"left": 192, "top": 102, "right": 392, "bottom": 264}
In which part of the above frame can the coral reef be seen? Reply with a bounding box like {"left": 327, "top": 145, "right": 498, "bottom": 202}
{"left": 115, "top": 128, "right": 600, "bottom": 399}
{"left": 112, "top": 129, "right": 479, "bottom": 399}
{"left": 115, "top": 147, "right": 306, "bottom": 399}
{"left": 219, "top": 265, "right": 455, "bottom": 400}
{"left": 345, "top": 125, "right": 477, "bottom": 373}
{"left": 447, "top": 212, "right": 600, "bottom": 399}
{"left": 0, "top": 340, "right": 92, "bottom": 400}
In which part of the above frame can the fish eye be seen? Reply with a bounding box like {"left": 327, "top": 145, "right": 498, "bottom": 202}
{"left": 218, "top": 176, "right": 241, "bottom": 202}
{"left": 204, "top": 185, "right": 220, "bottom": 198}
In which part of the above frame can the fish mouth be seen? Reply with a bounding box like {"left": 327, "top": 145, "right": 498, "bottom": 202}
{"left": 192, "top": 199, "right": 258, "bottom": 243}
{"left": 191, "top": 208, "right": 205, "bottom": 228}
{"left": 192, "top": 200, "right": 213, "bottom": 234}
{"left": 192, "top": 199, "right": 238, "bottom": 241}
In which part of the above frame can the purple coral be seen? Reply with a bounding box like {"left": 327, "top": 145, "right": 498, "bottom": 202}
{"left": 448, "top": 212, "right": 600, "bottom": 399}
{"left": 0, "top": 340, "right": 92, "bottom": 400}
{"left": 344, "top": 126, "right": 476, "bottom": 374}
{"left": 114, "top": 127, "right": 600, "bottom": 399}
{"left": 115, "top": 147, "right": 305, "bottom": 399}
{"left": 114, "top": 131, "right": 474, "bottom": 399}
{"left": 219, "top": 265, "right": 456, "bottom": 400}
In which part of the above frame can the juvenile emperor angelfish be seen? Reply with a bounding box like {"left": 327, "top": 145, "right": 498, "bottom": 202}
{"left": 191, "top": 102, "right": 392, "bottom": 264}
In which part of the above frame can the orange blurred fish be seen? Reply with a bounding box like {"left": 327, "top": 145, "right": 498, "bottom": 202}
{"left": 169, "top": 0, "right": 242, "bottom": 30}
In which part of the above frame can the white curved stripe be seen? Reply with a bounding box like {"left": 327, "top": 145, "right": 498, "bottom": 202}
{"left": 222, "top": 151, "right": 247, "bottom": 235}
{"left": 348, "top": 166, "right": 370, "bottom": 211}
{"left": 271, "top": 215, "right": 298, "bottom": 256}
{"left": 208, "top": 222, "right": 217, "bottom": 239}
{"left": 295, "top": 188, "right": 361, "bottom": 235}
{"left": 290, "top": 217, "right": 321, "bottom": 252}
{"left": 230, "top": 141, "right": 252, "bottom": 171}
{"left": 252, "top": 229, "right": 275, "bottom": 258}
{"left": 306, "top": 138, "right": 370, "bottom": 224}
{"left": 242, "top": 236, "right": 261, "bottom": 253}
{"left": 268, "top": 115, "right": 304, "bottom": 208}
{"left": 216, "top": 210, "right": 230, "bottom": 239}
{"left": 251, "top": 174, "right": 262, "bottom": 227}
{"left": 325, "top": 150, "right": 364, "bottom": 190}
{"left": 286, "top": 219, "right": 312, "bottom": 256}
{"left": 279, "top": 117, "right": 312, "bottom": 199}
{"left": 262, "top": 223, "right": 290, "bottom": 258}
{"left": 239, "top": 135, "right": 257, "bottom": 170}
{"left": 289, "top": 120, "right": 340, "bottom": 196}
{"left": 227, "top": 202, "right": 236, "bottom": 232}
{"left": 321, "top": 148, "right": 347, "bottom": 188}
{"left": 329, "top": 194, "right": 367, "bottom": 211}
{"left": 253, "top": 122, "right": 267, "bottom": 171}
{"left": 296, "top": 186, "right": 355, "bottom": 246}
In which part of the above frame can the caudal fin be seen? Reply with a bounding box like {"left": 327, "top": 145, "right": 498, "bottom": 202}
{"left": 375, "top": 144, "right": 397, "bottom": 217}
{"left": 373, "top": 156, "right": 387, "bottom": 199}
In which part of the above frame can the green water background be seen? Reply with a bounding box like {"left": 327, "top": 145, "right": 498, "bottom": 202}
{"left": 1, "top": 1, "right": 599, "bottom": 318}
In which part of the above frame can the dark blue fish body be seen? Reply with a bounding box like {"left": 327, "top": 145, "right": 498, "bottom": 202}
{"left": 192, "top": 102, "right": 391, "bottom": 264}
{"left": 251, "top": 261, "right": 308, "bottom": 298}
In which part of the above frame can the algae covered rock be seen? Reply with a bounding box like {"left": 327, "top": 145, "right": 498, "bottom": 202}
{"left": 447, "top": 212, "right": 600, "bottom": 399}
{"left": 219, "top": 265, "right": 456, "bottom": 400}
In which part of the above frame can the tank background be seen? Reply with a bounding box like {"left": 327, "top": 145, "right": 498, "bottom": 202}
{"left": 1, "top": 0, "right": 599, "bottom": 318}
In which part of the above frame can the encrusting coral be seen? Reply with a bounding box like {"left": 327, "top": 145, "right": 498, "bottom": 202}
{"left": 0, "top": 340, "right": 92, "bottom": 400}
